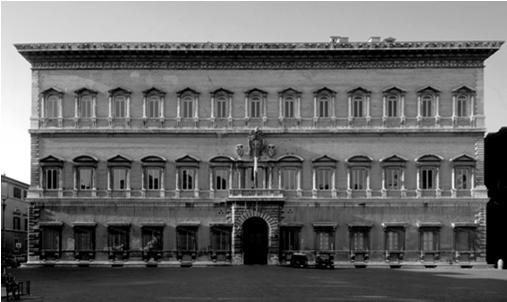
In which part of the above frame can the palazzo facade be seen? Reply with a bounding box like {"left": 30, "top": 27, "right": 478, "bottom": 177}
{"left": 17, "top": 37, "right": 502, "bottom": 267}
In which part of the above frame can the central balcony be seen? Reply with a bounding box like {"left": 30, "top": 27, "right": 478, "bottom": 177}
{"left": 227, "top": 189, "right": 285, "bottom": 202}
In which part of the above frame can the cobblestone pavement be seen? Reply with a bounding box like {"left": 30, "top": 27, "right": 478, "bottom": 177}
{"left": 5, "top": 266, "right": 507, "bottom": 302}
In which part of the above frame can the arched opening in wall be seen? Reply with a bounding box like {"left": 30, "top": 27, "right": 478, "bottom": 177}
{"left": 242, "top": 217, "right": 269, "bottom": 265}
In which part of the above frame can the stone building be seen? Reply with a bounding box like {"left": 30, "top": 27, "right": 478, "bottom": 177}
{"left": 16, "top": 37, "right": 502, "bottom": 267}
{"left": 1, "top": 175, "right": 29, "bottom": 262}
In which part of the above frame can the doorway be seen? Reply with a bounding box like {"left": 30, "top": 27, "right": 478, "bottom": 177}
{"left": 242, "top": 217, "right": 269, "bottom": 264}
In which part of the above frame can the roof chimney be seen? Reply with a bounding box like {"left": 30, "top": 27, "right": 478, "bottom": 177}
{"left": 368, "top": 36, "right": 381, "bottom": 43}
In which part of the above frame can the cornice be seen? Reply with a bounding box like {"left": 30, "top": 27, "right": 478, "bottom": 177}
{"left": 15, "top": 40, "right": 503, "bottom": 70}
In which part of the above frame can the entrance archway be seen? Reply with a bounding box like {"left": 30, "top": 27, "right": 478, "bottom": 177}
{"left": 242, "top": 217, "right": 269, "bottom": 265}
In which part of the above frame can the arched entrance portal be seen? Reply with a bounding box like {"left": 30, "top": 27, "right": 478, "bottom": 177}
{"left": 242, "top": 217, "right": 269, "bottom": 265}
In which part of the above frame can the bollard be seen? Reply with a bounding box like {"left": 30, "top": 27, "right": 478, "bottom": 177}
{"left": 498, "top": 259, "right": 504, "bottom": 270}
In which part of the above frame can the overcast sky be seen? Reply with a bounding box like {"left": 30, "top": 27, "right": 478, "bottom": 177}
{"left": 1, "top": 1, "right": 506, "bottom": 184}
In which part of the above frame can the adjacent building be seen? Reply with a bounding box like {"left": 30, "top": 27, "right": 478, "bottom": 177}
{"left": 16, "top": 37, "right": 503, "bottom": 266}
{"left": 1, "top": 175, "right": 29, "bottom": 261}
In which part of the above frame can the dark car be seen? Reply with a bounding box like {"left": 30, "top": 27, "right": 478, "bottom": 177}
{"left": 315, "top": 253, "right": 334, "bottom": 269}
{"left": 290, "top": 252, "right": 308, "bottom": 268}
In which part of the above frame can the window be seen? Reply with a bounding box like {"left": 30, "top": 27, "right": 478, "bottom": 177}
{"left": 45, "top": 95, "right": 59, "bottom": 118}
{"left": 43, "top": 168, "right": 59, "bottom": 190}
{"left": 316, "top": 230, "right": 333, "bottom": 251}
{"left": 42, "top": 227, "right": 60, "bottom": 251}
{"left": 80, "top": 95, "right": 93, "bottom": 118}
{"left": 211, "top": 227, "right": 231, "bottom": 251}
{"left": 145, "top": 168, "right": 162, "bottom": 190}
{"left": 456, "top": 95, "right": 468, "bottom": 117}
{"left": 387, "top": 95, "right": 398, "bottom": 117}
{"left": 385, "top": 228, "right": 404, "bottom": 251}
{"left": 216, "top": 97, "right": 228, "bottom": 118}
{"left": 182, "top": 96, "right": 194, "bottom": 118}
{"left": 281, "top": 168, "right": 297, "bottom": 190}
{"left": 250, "top": 97, "right": 261, "bottom": 118}
{"left": 75, "top": 227, "right": 95, "bottom": 251}
{"left": 13, "top": 187, "right": 22, "bottom": 199}
{"left": 385, "top": 167, "right": 402, "bottom": 190}
{"left": 421, "top": 95, "right": 433, "bottom": 117}
{"left": 13, "top": 216, "right": 21, "bottom": 230}
{"left": 420, "top": 229, "right": 439, "bottom": 252}
{"left": 111, "top": 168, "right": 128, "bottom": 190}
{"left": 455, "top": 167, "right": 471, "bottom": 190}
{"left": 108, "top": 226, "right": 129, "bottom": 251}
{"left": 280, "top": 227, "right": 300, "bottom": 251}
{"left": 350, "top": 229, "right": 369, "bottom": 251}
{"left": 420, "top": 167, "right": 436, "bottom": 189}
{"left": 284, "top": 97, "right": 295, "bottom": 118}
{"left": 113, "top": 96, "right": 127, "bottom": 118}
{"left": 318, "top": 96, "right": 329, "bottom": 118}
{"left": 353, "top": 96, "right": 364, "bottom": 117}
{"left": 180, "top": 168, "right": 195, "bottom": 191}
{"left": 455, "top": 228, "right": 475, "bottom": 251}
{"left": 316, "top": 168, "right": 331, "bottom": 190}
{"left": 142, "top": 227, "right": 163, "bottom": 251}
{"left": 177, "top": 227, "right": 197, "bottom": 251}
{"left": 351, "top": 168, "right": 368, "bottom": 190}
{"left": 78, "top": 167, "right": 93, "bottom": 190}
{"left": 214, "top": 169, "right": 228, "bottom": 191}
{"left": 24, "top": 219, "right": 28, "bottom": 231}
{"left": 147, "top": 96, "right": 161, "bottom": 118}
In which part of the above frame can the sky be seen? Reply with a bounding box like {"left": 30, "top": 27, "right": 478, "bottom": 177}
{"left": 1, "top": 1, "right": 507, "bottom": 184}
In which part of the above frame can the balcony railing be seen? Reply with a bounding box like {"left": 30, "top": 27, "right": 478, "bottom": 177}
{"left": 228, "top": 189, "right": 284, "bottom": 199}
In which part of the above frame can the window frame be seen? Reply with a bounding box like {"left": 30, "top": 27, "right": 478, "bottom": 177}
{"left": 349, "top": 226, "right": 371, "bottom": 252}
{"left": 177, "top": 226, "right": 198, "bottom": 252}
{"left": 210, "top": 226, "right": 232, "bottom": 252}
{"left": 280, "top": 226, "right": 301, "bottom": 251}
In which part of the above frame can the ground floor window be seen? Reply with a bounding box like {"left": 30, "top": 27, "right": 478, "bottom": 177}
{"left": 41, "top": 227, "right": 61, "bottom": 252}
{"left": 108, "top": 226, "right": 129, "bottom": 252}
{"left": 315, "top": 229, "right": 334, "bottom": 251}
{"left": 177, "top": 227, "right": 197, "bottom": 251}
{"left": 210, "top": 227, "right": 231, "bottom": 251}
{"left": 454, "top": 228, "right": 475, "bottom": 252}
{"left": 385, "top": 228, "right": 405, "bottom": 251}
{"left": 280, "top": 227, "right": 301, "bottom": 251}
{"left": 74, "top": 227, "right": 95, "bottom": 252}
{"left": 349, "top": 227, "right": 370, "bottom": 252}
{"left": 142, "top": 226, "right": 163, "bottom": 251}
{"left": 420, "top": 228, "right": 440, "bottom": 252}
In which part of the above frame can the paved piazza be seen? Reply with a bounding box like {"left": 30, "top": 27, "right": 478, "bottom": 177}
{"left": 6, "top": 267, "right": 507, "bottom": 301}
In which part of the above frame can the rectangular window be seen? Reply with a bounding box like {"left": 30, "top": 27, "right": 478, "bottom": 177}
{"left": 280, "top": 227, "right": 300, "bottom": 251}
{"left": 13, "top": 216, "right": 21, "bottom": 230}
{"left": 113, "top": 97, "right": 126, "bottom": 118}
{"left": 385, "top": 228, "right": 404, "bottom": 251}
{"left": 387, "top": 97, "right": 398, "bottom": 117}
{"left": 455, "top": 167, "right": 471, "bottom": 190}
{"left": 385, "top": 168, "right": 402, "bottom": 190}
{"left": 316, "top": 231, "right": 333, "bottom": 251}
{"left": 250, "top": 99, "right": 261, "bottom": 118}
{"left": 211, "top": 227, "right": 231, "bottom": 251}
{"left": 351, "top": 228, "right": 369, "bottom": 251}
{"left": 316, "top": 168, "right": 331, "bottom": 191}
{"left": 78, "top": 167, "right": 93, "bottom": 190}
{"left": 318, "top": 99, "right": 329, "bottom": 118}
{"left": 282, "top": 168, "right": 297, "bottom": 190}
{"left": 142, "top": 227, "right": 163, "bottom": 251}
{"left": 80, "top": 96, "right": 92, "bottom": 118}
{"left": 148, "top": 99, "right": 160, "bottom": 118}
{"left": 421, "top": 97, "right": 433, "bottom": 117}
{"left": 216, "top": 99, "right": 227, "bottom": 118}
{"left": 420, "top": 167, "right": 436, "bottom": 189}
{"left": 177, "top": 227, "right": 197, "bottom": 251}
{"left": 455, "top": 228, "right": 475, "bottom": 251}
{"left": 44, "top": 168, "right": 59, "bottom": 190}
{"left": 111, "top": 168, "right": 128, "bottom": 190}
{"left": 45, "top": 96, "right": 59, "bottom": 118}
{"left": 284, "top": 99, "right": 295, "bottom": 118}
{"left": 457, "top": 97, "right": 468, "bottom": 117}
{"left": 214, "top": 169, "right": 228, "bottom": 191}
{"left": 24, "top": 219, "right": 28, "bottom": 231}
{"left": 145, "top": 168, "right": 161, "bottom": 190}
{"left": 183, "top": 99, "right": 193, "bottom": 118}
{"left": 108, "top": 226, "right": 129, "bottom": 251}
{"left": 180, "top": 168, "right": 195, "bottom": 191}
{"left": 353, "top": 97, "right": 364, "bottom": 117}
{"left": 421, "top": 229, "right": 439, "bottom": 252}
{"left": 42, "top": 227, "right": 60, "bottom": 251}
{"left": 13, "top": 187, "right": 21, "bottom": 198}
{"left": 351, "top": 168, "right": 368, "bottom": 190}
{"left": 74, "top": 227, "right": 95, "bottom": 251}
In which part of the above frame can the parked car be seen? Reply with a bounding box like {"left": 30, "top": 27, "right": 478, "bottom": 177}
{"left": 290, "top": 252, "right": 308, "bottom": 268}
